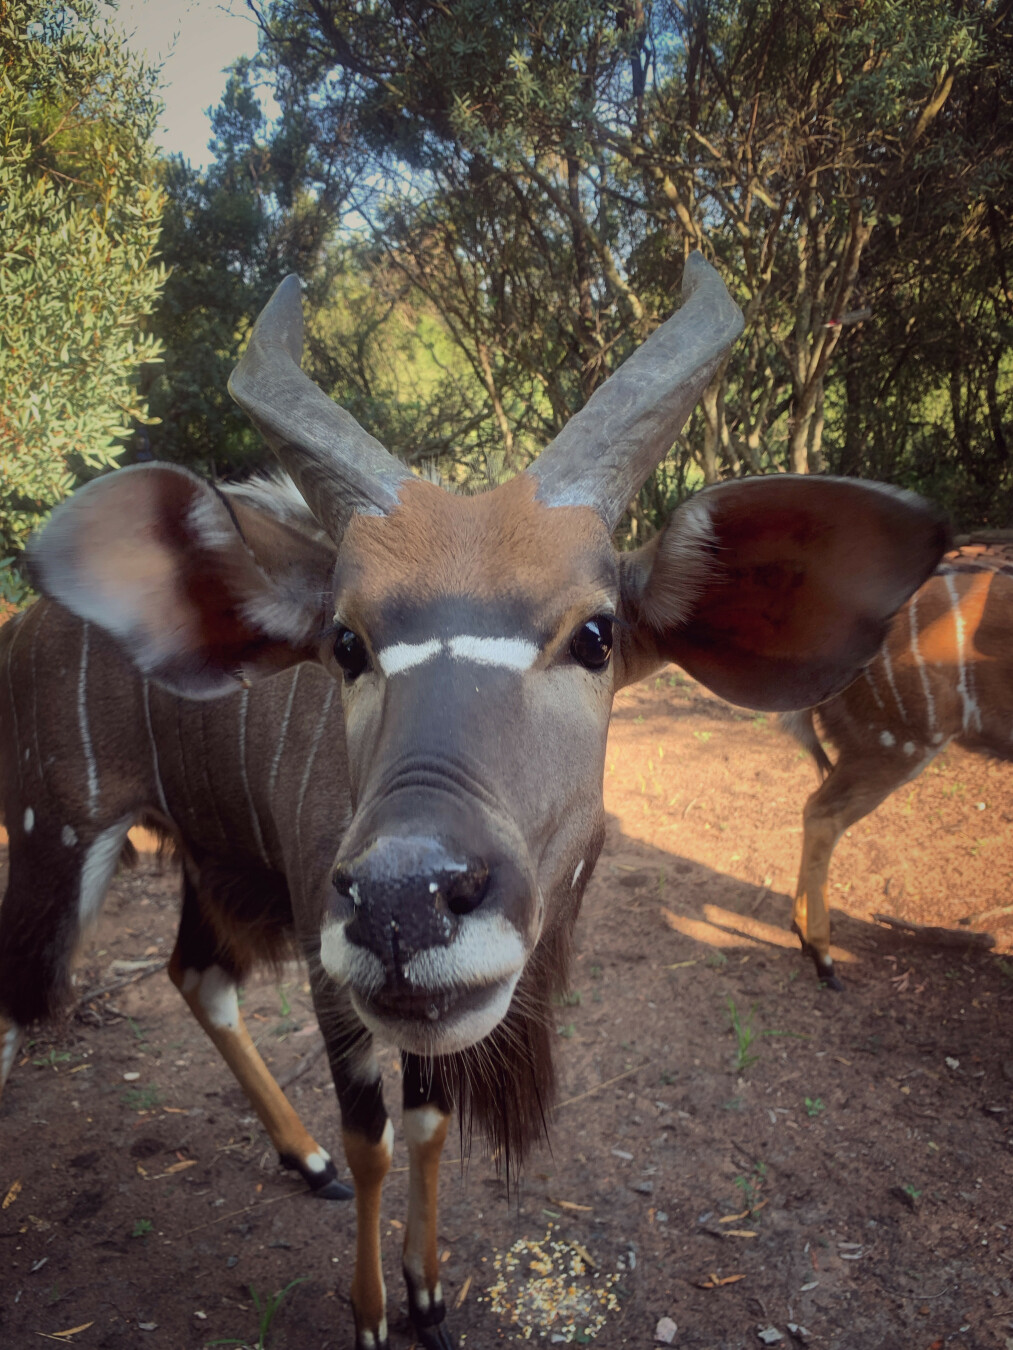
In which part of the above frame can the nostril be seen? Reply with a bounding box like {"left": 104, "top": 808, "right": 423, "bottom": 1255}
{"left": 444, "top": 862, "right": 489, "bottom": 917}
{"left": 330, "top": 866, "right": 362, "bottom": 916}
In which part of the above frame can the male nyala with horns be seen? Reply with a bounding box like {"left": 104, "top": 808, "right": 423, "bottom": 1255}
{"left": 0, "top": 256, "right": 948, "bottom": 1348}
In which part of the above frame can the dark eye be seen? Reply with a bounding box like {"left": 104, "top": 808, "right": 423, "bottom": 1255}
{"left": 333, "top": 626, "right": 369, "bottom": 681}
{"left": 570, "top": 616, "right": 613, "bottom": 670}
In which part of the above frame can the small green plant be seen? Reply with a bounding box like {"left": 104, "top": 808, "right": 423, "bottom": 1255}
{"left": 734, "top": 1161, "right": 767, "bottom": 1212}
{"left": 725, "top": 997, "right": 758, "bottom": 1073}
{"left": 997, "top": 959, "right": 1013, "bottom": 980}
{"left": 277, "top": 986, "right": 291, "bottom": 1017}
{"left": 901, "top": 1183, "right": 922, "bottom": 1201}
{"left": 32, "top": 1048, "right": 71, "bottom": 1069}
{"left": 122, "top": 1084, "right": 163, "bottom": 1111}
{"left": 705, "top": 951, "right": 728, "bottom": 970}
{"left": 131, "top": 1218, "right": 153, "bottom": 1239}
{"left": 127, "top": 1017, "right": 147, "bottom": 1045}
{"left": 693, "top": 730, "right": 712, "bottom": 743}
{"left": 553, "top": 989, "right": 582, "bottom": 1007}
{"left": 804, "top": 1096, "right": 826, "bottom": 1118}
{"left": 557, "top": 1022, "right": 576, "bottom": 1039}
{"left": 209, "top": 1277, "right": 307, "bottom": 1350}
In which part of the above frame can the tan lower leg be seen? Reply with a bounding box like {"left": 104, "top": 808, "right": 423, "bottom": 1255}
{"left": 344, "top": 1121, "right": 394, "bottom": 1346}
{"left": 168, "top": 955, "right": 327, "bottom": 1173}
{"left": 403, "top": 1105, "right": 450, "bottom": 1310}
{"left": 793, "top": 815, "right": 839, "bottom": 963}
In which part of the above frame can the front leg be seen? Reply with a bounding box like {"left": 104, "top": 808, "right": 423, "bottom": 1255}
{"left": 401, "top": 1052, "right": 455, "bottom": 1350}
{"left": 311, "top": 976, "right": 393, "bottom": 1350}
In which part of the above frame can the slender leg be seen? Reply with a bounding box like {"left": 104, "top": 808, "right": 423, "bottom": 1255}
{"left": 310, "top": 969, "right": 393, "bottom": 1350}
{"left": 169, "top": 876, "right": 351, "bottom": 1199}
{"left": 792, "top": 751, "right": 925, "bottom": 986}
{"left": 401, "top": 1052, "right": 455, "bottom": 1350}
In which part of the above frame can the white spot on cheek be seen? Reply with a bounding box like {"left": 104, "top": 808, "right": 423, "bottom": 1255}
{"left": 879, "top": 731, "right": 896, "bottom": 748}
{"left": 23, "top": 807, "right": 34, "bottom": 833}
{"left": 903, "top": 741, "right": 916, "bottom": 756}
{"left": 571, "top": 859, "right": 585, "bottom": 890}
{"left": 61, "top": 824, "right": 77, "bottom": 848}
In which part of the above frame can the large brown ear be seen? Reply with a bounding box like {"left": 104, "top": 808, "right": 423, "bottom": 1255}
{"left": 619, "top": 476, "right": 950, "bottom": 709}
{"left": 28, "top": 465, "right": 337, "bottom": 698}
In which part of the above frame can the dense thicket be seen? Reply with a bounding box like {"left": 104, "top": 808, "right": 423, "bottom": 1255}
{"left": 0, "top": 0, "right": 165, "bottom": 587}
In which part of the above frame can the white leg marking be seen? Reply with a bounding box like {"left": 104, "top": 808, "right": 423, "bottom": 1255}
{"left": 141, "top": 679, "right": 170, "bottom": 815}
{"left": 879, "top": 730, "right": 896, "bottom": 748}
{"left": 880, "top": 644, "right": 907, "bottom": 723}
{"left": 380, "top": 1116, "right": 395, "bottom": 1160}
{"left": 303, "top": 1147, "right": 332, "bottom": 1173}
{"left": 78, "top": 816, "right": 132, "bottom": 929}
{"left": 1, "top": 1025, "right": 21, "bottom": 1088}
{"left": 238, "top": 688, "right": 271, "bottom": 867}
{"left": 268, "top": 666, "right": 301, "bottom": 805}
{"left": 907, "top": 596, "right": 936, "bottom": 734}
{"left": 23, "top": 807, "right": 34, "bottom": 834}
{"left": 377, "top": 639, "right": 441, "bottom": 677}
{"left": 571, "top": 859, "right": 585, "bottom": 889}
{"left": 184, "top": 965, "right": 240, "bottom": 1032}
{"left": 78, "top": 622, "right": 100, "bottom": 817}
{"left": 446, "top": 635, "right": 539, "bottom": 670}
{"left": 403, "top": 1104, "right": 446, "bottom": 1148}
{"left": 943, "top": 573, "right": 982, "bottom": 734}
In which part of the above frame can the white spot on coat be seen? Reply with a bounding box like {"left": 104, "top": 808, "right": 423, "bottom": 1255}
{"left": 61, "top": 824, "right": 78, "bottom": 848}
{"left": 903, "top": 742, "right": 916, "bottom": 756}
{"left": 23, "top": 807, "right": 34, "bottom": 834}
{"left": 879, "top": 731, "right": 895, "bottom": 748}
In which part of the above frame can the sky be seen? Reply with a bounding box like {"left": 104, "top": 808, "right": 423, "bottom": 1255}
{"left": 108, "top": 0, "right": 278, "bottom": 168}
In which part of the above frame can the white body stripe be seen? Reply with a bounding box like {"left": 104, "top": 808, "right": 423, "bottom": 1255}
{"left": 77, "top": 622, "right": 100, "bottom": 816}
{"left": 571, "top": 859, "right": 585, "bottom": 889}
{"left": 268, "top": 666, "right": 301, "bottom": 804}
{"left": 943, "top": 573, "right": 982, "bottom": 734}
{"left": 377, "top": 635, "right": 539, "bottom": 677}
{"left": 907, "top": 595, "right": 936, "bottom": 734}
{"left": 78, "top": 816, "right": 133, "bottom": 929}
{"left": 879, "top": 643, "right": 907, "bottom": 723}
{"left": 863, "top": 667, "right": 886, "bottom": 711}
{"left": 294, "top": 685, "right": 336, "bottom": 865}
{"left": 23, "top": 807, "right": 34, "bottom": 834}
{"left": 141, "top": 679, "right": 169, "bottom": 815}
{"left": 238, "top": 689, "right": 271, "bottom": 867}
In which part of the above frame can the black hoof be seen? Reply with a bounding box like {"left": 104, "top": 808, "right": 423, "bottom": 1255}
{"left": 416, "top": 1322, "right": 455, "bottom": 1350}
{"left": 791, "top": 924, "right": 842, "bottom": 990}
{"left": 279, "top": 1150, "right": 353, "bottom": 1200}
{"left": 818, "top": 967, "right": 843, "bottom": 992}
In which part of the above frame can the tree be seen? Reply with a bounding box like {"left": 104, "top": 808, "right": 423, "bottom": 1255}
{"left": 0, "top": 0, "right": 166, "bottom": 586}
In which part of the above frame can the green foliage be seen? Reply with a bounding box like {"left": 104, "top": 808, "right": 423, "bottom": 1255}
{"left": 0, "top": 0, "right": 166, "bottom": 576}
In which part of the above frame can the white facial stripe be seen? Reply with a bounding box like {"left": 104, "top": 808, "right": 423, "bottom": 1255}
{"left": 376, "top": 634, "right": 539, "bottom": 677}
{"left": 404, "top": 914, "right": 526, "bottom": 991}
{"left": 377, "top": 639, "right": 441, "bottom": 677}
{"left": 446, "top": 635, "right": 539, "bottom": 670}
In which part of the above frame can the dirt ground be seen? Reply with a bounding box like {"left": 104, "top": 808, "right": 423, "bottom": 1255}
{"left": 2, "top": 674, "right": 1012, "bottom": 1350}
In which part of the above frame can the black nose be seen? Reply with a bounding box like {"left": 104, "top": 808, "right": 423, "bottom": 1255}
{"left": 331, "top": 836, "right": 489, "bottom": 963}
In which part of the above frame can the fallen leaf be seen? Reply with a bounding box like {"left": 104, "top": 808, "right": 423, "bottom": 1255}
{"left": 549, "top": 1197, "right": 593, "bottom": 1212}
{"left": 454, "top": 1275, "right": 472, "bottom": 1309}
{"left": 570, "top": 1242, "right": 598, "bottom": 1270}
{"left": 696, "top": 1272, "right": 746, "bottom": 1289}
{"left": 49, "top": 1323, "right": 95, "bottom": 1339}
{"left": 3, "top": 1180, "right": 22, "bottom": 1209}
{"left": 719, "top": 1208, "right": 750, "bottom": 1223}
{"left": 725, "top": 1229, "right": 758, "bottom": 1238}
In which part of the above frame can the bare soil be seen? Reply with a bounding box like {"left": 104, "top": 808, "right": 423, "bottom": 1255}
{"left": 2, "top": 675, "right": 1012, "bottom": 1350}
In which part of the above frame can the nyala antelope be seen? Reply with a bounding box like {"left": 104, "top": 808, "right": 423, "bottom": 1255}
{"left": 0, "top": 256, "right": 947, "bottom": 1349}
{"left": 785, "top": 561, "right": 1012, "bottom": 988}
